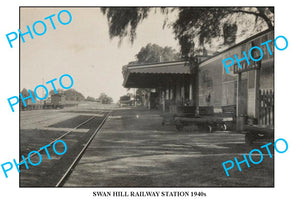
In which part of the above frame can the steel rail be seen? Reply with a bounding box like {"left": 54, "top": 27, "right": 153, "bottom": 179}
{"left": 20, "top": 115, "right": 96, "bottom": 163}
{"left": 55, "top": 111, "right": 111, "bottom": 187}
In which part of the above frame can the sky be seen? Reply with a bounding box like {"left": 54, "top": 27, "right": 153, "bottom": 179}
{"left": 20, "top": 7, "right": 180, "bottom": 102}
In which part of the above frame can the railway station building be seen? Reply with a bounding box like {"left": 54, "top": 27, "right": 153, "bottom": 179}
{"left": 123, "top": 61, "right": 196, "bottom": 112}
{"left": 122, "top": 29, "right": 274, "bottom": 130}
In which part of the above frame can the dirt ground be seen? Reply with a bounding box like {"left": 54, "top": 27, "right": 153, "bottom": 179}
{"left": 19, "top": 102, "right": 116, "bottom": 186}
{"left": 64, "top": 106, "right": 274, "bottom": 187}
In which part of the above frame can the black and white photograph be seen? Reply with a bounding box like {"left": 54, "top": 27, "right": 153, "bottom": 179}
{"left": 20, "top": 7, "right": 274, "bottom": 187}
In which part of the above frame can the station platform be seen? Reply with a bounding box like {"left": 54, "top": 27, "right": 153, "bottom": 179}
{"left": 64, "top": 107, "right": 274, "bottom": 187}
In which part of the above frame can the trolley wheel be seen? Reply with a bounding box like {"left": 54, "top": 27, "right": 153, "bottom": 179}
{"left": 197, "top": 123, "right": 205, "bottom": 131}
{"left": 245, "top": 132, "right": 255, "bottom": 145}
{"left": 175, "top": 124, "right": 183, "bottom": 131}
{"left": 221, "top": 123, "right": 227, "bottom": 131}
{"left": 208, "top": 125, "right": 213, "bottom": 133}
{"left": 197, "top": 124, "right": 212, "bottom": 133}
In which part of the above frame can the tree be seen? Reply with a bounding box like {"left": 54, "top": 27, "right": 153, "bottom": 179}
{"left": 101, "top": 8, "right": 150, "bottom": 43}
{"left": 20, "top": 88, "right": 30, "bottom": 97}
{"left": 98, "top": 93, "right": 113, "bottom": 104}
{"left": 49, "top": 89, "right": 63, "bottom": 96}
{"left": 64, "top": 89, "right": 85, "bottom": 101}
{"left": 172, "top": 7, "right": 273, "bottom": 61}
{"left": 86, "top": 96, "right": 96, "bottom": 102}
{"left": 49, "top": 89, "right": 85, "bottom": 101}
{"left": 20, "top": 88, "right": 30, "bottom": 107}
{"left": 102, "top": 7, "right": 274, "bottom": 69}
{"left": 136, "top": 43, "right": 181, "bottom": 64}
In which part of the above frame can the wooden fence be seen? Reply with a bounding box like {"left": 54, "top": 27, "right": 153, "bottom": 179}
{"left": 258, "top": 89, "right": 274, "bottom": 127}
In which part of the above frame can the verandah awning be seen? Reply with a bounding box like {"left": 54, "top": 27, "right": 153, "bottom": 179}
{"left": 123, "top": 61, "right": 191, "bottom": 88}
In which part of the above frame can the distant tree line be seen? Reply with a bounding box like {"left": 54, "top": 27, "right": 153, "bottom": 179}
{"left": 20, "top": 88, "right": 85, "bottom": 102}
{"left": 49, "top": 89, "right": 85, "bottom": 101}
{"left": 86, "top": 93, "right": 113, "bottom": 104}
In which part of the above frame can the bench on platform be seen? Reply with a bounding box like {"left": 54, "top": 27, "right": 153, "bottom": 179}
{"left": 174, "top": 105, "right": 236, "bottom": 132}
{"left": 161, "top": 106, "right": 196, "bottom": 125}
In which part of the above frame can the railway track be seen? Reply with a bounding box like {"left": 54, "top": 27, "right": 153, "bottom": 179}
{"left": 20, "top": 111, "right": 111, "bottom": 187}
{"left": 20, "top": 115, "right": 96, "bottom": 162}
{"left": 55, "top": 111, "right": 111, "bottom": 187}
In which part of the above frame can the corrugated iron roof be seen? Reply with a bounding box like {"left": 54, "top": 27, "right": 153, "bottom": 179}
{"left": 127, "top": 61, "right": 190, "bottom": 74}
{"left": 123, "top": 61, "right": 191, "bottom": 88}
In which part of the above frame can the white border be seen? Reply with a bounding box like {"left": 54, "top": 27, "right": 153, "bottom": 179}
{"left": 0, "top": 1, "right": 299, "bottom": 212}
